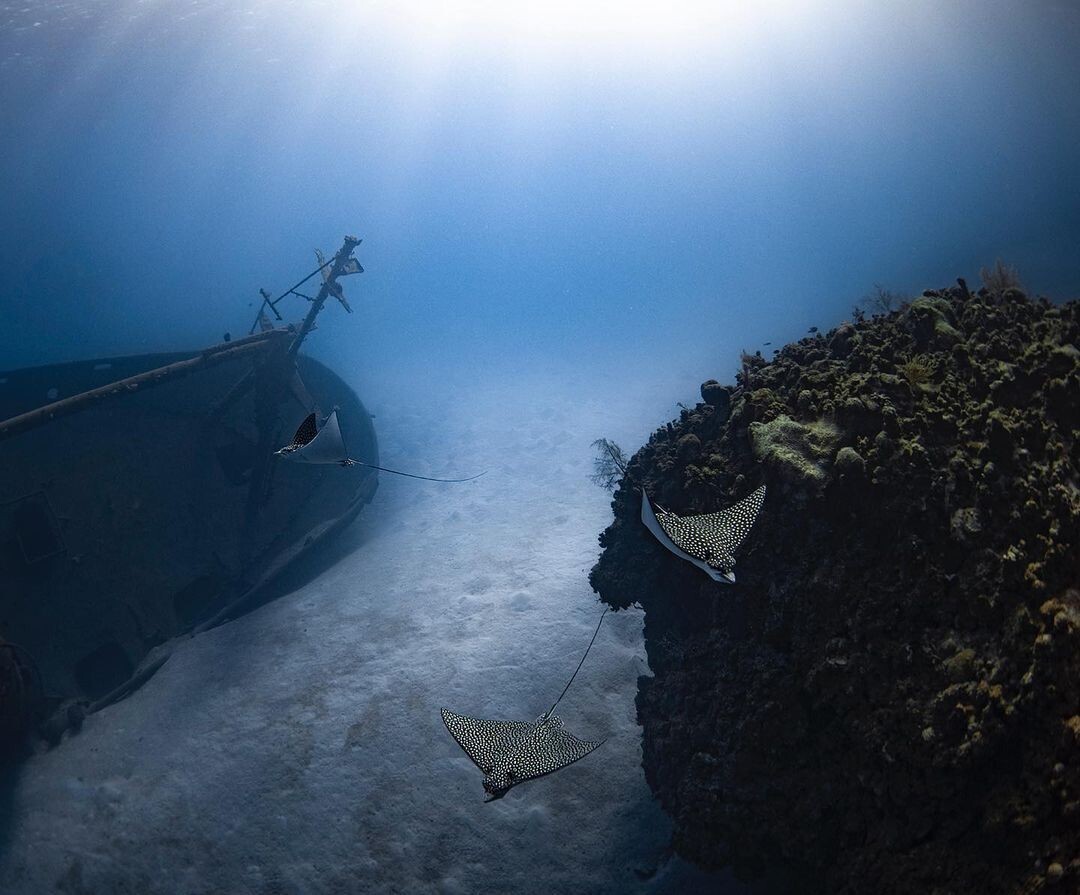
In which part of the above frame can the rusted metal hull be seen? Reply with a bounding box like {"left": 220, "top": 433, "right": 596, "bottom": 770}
{"left": 0, "top": 347, "right": 378, "bottom": 704}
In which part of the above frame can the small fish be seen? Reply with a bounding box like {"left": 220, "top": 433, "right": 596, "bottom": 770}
{"left": 441, "top": 708, "right": 603, "bottom": 801}
{"left": 763, "top": 341, "right": 772, "bottom": 346}
{"left": 808, "top": 326, "right": 818, "bottom": 334}
{"left": 641, "top": 484, "right": 765, "bottom": 583}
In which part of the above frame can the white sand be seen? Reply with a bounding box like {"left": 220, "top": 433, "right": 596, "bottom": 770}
{"left": 0, "top": 366, "right": 742, "bottom": 895}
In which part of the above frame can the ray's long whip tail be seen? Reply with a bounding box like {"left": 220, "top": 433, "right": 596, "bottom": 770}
{"left": 346, "top": 459, "right": 486, "bottom": 484}
{"left": 544, "top": 607, "right": 610, "bottom": 720}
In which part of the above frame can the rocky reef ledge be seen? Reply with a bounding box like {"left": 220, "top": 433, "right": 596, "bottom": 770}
{"left": 591, "top": 284, "right": 1079, "bottom": 893}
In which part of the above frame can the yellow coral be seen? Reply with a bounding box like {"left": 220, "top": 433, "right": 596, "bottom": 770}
{"left": 899, "top": 355, "right": 932, "bottom": 386}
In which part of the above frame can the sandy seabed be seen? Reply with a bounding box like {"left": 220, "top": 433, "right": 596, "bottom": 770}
{"left": 0, "top": 364, "right": 743, "bottom": 895}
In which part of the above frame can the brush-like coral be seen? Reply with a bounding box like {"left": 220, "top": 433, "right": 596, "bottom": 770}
{"left": 589, "top": 438, "right": 628, "bottom": 491}
{"left": 980, "top": 258, "right": 1024, "bottom": 295}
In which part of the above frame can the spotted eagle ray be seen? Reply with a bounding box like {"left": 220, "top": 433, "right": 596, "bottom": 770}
{"left": 276, "top": 410, "right": 485, "bottom": 482}
{"left": 641, "top": 483, "right": 765, "bottom": 583}
{"left": 442, "top": 610, "right": 608, "bottom": 801}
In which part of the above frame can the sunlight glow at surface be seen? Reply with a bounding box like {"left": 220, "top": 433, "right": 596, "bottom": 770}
{"left": 363, "top": 0, "right": 815, "bottom": 66}
{"left": 383, "top": 0, "right": 799, "bottom": 42}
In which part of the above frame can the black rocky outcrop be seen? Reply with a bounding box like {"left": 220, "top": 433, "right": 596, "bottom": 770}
{"left": 591, "top": 285, "right": 1079, "bottom": 893}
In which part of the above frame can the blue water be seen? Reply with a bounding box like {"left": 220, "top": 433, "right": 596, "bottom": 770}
{"left": 2, "top": 1, "right": 1078, "bottom": 382}
{"left": 1, "top": 3, "right": 1078, "bottom": 893}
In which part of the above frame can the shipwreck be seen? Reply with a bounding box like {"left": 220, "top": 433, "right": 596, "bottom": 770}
{"left": 0, "top": 236, "right": 377, "bottom": 753}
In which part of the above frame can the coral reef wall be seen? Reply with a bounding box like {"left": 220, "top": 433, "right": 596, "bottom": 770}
{"left": 591, "top": 285, "right": 1079, "bottom": 893}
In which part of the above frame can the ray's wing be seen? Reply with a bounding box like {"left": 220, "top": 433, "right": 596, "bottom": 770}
{"left": 291, "top": 412, "right": 318, "bottom": 447}
{"left": 509, "top": 719, "right": 604, "bottom": 783}
{"left": 297, "top": 410, "right": 349, "bottom": 464}
{"left": 690, "top": 483, "right": 766, "bottom": 556}
{"left": 643, "top": 491, "right": 707, "bottom": 565}
{"left": 653, "top": 505, "right": 710, "bottom": 562}
{"left": 441, "top": 709, "right": 531, "bottom": 772}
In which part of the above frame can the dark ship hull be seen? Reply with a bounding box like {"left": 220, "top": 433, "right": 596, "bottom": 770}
{"left": 0, "top": 339, "right": 378, "bottom": 713}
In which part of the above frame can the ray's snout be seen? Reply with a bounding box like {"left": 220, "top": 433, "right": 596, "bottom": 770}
{"left": 483, "top": 778, "right": 509, "bottom": 801}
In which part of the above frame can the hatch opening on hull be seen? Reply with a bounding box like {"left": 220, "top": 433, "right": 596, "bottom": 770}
{"left": 214, "top": 434, "right": 258, "bottom": 486}
{"left": 74, "top": 641, "right": 133, "bottom": 700}
{"left": 7, "top": 492, "right": 66, "bottom": 565}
